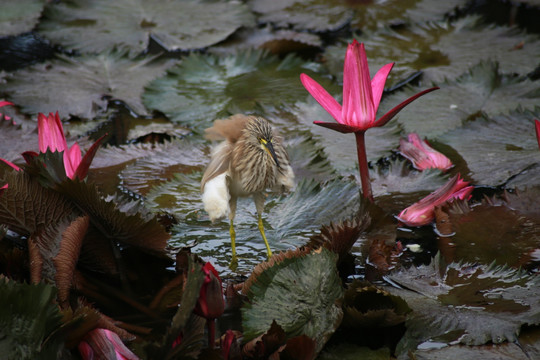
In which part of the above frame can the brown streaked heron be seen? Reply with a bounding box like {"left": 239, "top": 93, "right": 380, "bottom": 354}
{"left": 201, "top": 114, "right": 294, "bottom": 267}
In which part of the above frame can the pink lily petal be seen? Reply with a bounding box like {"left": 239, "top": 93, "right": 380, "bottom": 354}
{"left": 79, "top": 328, "right": 139, "bottom": 360}
{"left": 0, "top": 101, "right": 13, "bottom": 108}
{"left": 73, "top": 134, "right": 107, "bottom": 180}
{"left": 38, "top": 112, "right": 67, "bottom": 153}
{"left": 397, "top": 175, "right": 473, "bottom": 227}
{"left": 535, "top": 119, "right": 540, "bottom": 150}
{"left": 63, "top": 143, "right": 82, "bottom": 179}
{"left": 371, "top": 62, "right": 394, "bottom": 110}
{"left": 0, "top": 158, "right": 20, "bottom": 171}
{"left": 313, "top": 121, "right": 362, "bottom": 133}
{"left": 373, "top": 87, "right": 439, "bottom": 128}
{"left": 399, "top": 133, "right": 453, "bottom": 171}
{"left": 300, "top": 73, "right": 342, "bottom": 122}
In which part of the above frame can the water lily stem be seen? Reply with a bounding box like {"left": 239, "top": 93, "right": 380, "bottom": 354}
{"left": 207, "top": 318, "right": 215, "bottom": 349}
{"left": 355, "top": 131, "right": 373, "bottom": 202}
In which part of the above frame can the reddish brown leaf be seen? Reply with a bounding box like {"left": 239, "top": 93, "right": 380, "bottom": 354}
{"left": 27, "top": 238, "right": 43, "bottom": 284}
{"left": 54, "top": 215, "right": 90, "bottom": 308}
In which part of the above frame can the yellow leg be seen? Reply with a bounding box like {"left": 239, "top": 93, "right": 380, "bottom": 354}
{"left": 229, "top": 220, "right": 238, "bottom": 270}
{"left": 258, "top": 215, "right": 273, "bottom": 259}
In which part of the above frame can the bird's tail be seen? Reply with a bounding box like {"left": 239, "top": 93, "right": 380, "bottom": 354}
{"left": 202, "top": 173, "right": 230, "bottom": 222}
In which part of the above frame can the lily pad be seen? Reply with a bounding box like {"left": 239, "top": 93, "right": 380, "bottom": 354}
{"left": 143, "top": 49, "right": 329, "bottom": 132}
{"left": 326, "top": 16, "right": 540, "bottom": 87}
{"left": 0, "top": 0, "right": 45, "bottom": 36}
{"left": 348, "top": 0, "right": 466, "bottom": 31}
{"left": 242, "top": 248, "right": 344, "bottom": 354}
{"left": 38, "top": 0, "right": 255, "bottom": 54}
{"left": 440, "top": 108, "right": 540, "bottom": 186}
{"left": 384, "top": 255, "right": 540, "bottom": 353}
{"left": 3, "top": 50, "right": 177, "bottom": 120}
{"left": 379, "top": 61, "right": 540, "bottom": 138}
{"left": 249, "top": 0, "right": 353, "bottom": 32}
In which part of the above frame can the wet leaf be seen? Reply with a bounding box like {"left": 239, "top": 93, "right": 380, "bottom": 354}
{"left": 0, "top": 277, "right": 64, "bottom": 359}
{"left": 57, "top": 179, "right": 169, "bottom": 253}
{"left": 250, "top": 0, "right": 353, "bottom": 32}
{"left": 0, "top": 169, "right": 76, "bottom": 236}
{"left": 342, "top": 280, "right": 410, "bottom": 329}
{"left": 0, "top": 117, "right": 37, "bottom": 163}
{"left": 318, "top": 343, "right": 391, "bottom": 360}
{"left": 385, "top": 255, "right": 540, "bottom": 353}
{"left": 0, "top": 0, "right": 45, "bottom": 36}
{"left": 379, "top": 61, "right": 540, "bottom": 138}
{"left": 411, "top": 341, "right": 531, "bottom": 360}
{"left": 285, "top": 135, "right": 337, "bottom": 183}
{"left": 441, "top": 200, "right": 540, "bottom": 267}
{"left": 209, "top": 25, "right": 322, "bottom": 56}
{"left": 327, "top": 16, "right": 540, "bottom": 86}
{"left": 441, "top": 108, "right": 540, "bottom": 186}
{"left": 143, "top": 49, "right": 329, "bottom": 132}
{"left": 38, "top": 0, "right": 255, "bottom": 54}
{"left": 3, "top": 50, "right": 176, "bottom": 120}
{"left": 119, "top": 138, "right": 206, "bottom": 196}
{"left": 242, "top": 248, "right": 344, "bottom": 354}
{"left": 348, "top": 0, "right": 466, "bottom": 31}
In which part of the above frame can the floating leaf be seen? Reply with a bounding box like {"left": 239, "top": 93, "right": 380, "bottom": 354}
{"left": 0, "top": 277, "right": 64, "bottom": 359}
{"left": 411, "top": 341, "right": 533, "bottom": 360}
{"left": 285, "top": 135, "right": 337, "bottom": 183}
{"left": 209, "top": 25, "right": 323, "bottom": 56}
{"left": 318, "top": 343, "right": 391, "bottom": 360}
{"left": 385, "top": 256, "right": 540, "bottom": 353}
{"left": 441, "top": 201, "right": 540, "bottom": 267}
{"left": 327, "top": 16, "right": 540, "bottom": 86}
{"left": 378, "top": 61, "right": 540, "bottom": 138}
{"left": 441, "top": 107, "right": 540, "bottom": 186}
{"left": 119, "top": 138, "right": 206, "bottom": 196}
{"left": 0, "top": 0, "right": 45, "bottom": 36}
{"left": 0, "top": 116, "right": 37, "bottom": 163}
{"left": 348, "top": 0, "right": 466, "bottom": 31}
{"left": 242, "top": 248, "right": 343, "bottom": 354}
{"left": 250, "top": 0, "right": 353, "bottom": 32}
{"left": 3, "top": 50, "right": 176, "bottom": 120}
{"left": 143, "top": 49, "right": 329, "bottom": 132}
{"left": 38, "top": 0, "right": 255, "bottom": 54}
{"left": 342, "top": 280, "right": 410, "bottom": 329}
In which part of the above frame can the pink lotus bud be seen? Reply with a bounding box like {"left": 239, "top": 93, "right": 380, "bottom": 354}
{"left": 78, "top": 328, "right": 138, "bottom": 360}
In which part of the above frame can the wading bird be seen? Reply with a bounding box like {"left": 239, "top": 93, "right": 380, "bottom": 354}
{"left": 201, "top": 115, "right": 294, "bottom": 268}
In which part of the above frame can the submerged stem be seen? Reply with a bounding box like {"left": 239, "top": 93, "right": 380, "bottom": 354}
{"left": 354, "top": 131, "right": 373, "bottom": 202}
{"left": 207, "top": 318, "right": 215, "bottom": 349}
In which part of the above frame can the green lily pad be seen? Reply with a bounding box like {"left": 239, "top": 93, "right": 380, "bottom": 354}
{"left": 440, "top": 108, "right": 540, "bottom": 186}
{"left": 384, "top": 255, "right": 540, "bottom": 354}
{"left": 284, "top": 135, "right": 337, "bottom": 183}
{"left": 326, "top": 16, "right": 540, "bottom": 87}
{"left": 209, "top": 25, "right": 323, "bottom": 56}
{"left": 242, "top": 248, "right": 343, "bottom": 354}
{"left": 0, "top": 0, "right": 45, "bottom": 36}
{"left": 379, "top": 61, "right": 540, "bottom": 138}
{"left": 3, "top": 50, "right": 177, "bottom": 120}
{"left": 143, "top": 49, "right": 329, "bottom": 132}
{"left": 0, "top": 278, "right": 65, "bottom": 359}
{"left": 119, "top": 138, "right": 207, "bottom": 196}
{"left": 250, "top": 0, "right": 353, "bottom": 32}
{"left": 37, "top": 0, "right": 254, "bottom": 54}
{"left": 348, "top": 0, "right": 466, "bottom": 31}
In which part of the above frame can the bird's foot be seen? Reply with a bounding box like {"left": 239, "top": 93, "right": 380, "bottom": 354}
{"left": 229, "top": 255, "right": 238, "bottom": 271}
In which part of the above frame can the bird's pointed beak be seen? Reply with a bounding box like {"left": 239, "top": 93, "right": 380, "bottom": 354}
{"left": 261, "top": 138, "right": 280, "bottom": 168}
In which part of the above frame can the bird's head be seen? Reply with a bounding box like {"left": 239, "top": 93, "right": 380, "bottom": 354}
{"left": 246, "top": 117, "right": 281, "bottom": 168}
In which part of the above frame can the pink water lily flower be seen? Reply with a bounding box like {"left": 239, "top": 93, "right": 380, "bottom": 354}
{"left": 300, "top": 40, "right": 438, "bottom": 200}
{"left": 399, "top": 133, "right": 452, "bottom": 171}
{"left": 78, "top": 328, "right": 138, "bottom": 360}
{"left": 397, "top": 175, "right": 473, "bottom": 227}
{"left": 34, "top": 112, "right": 104, "bottom": 180}
{"left": 535, "top": 119, "right": 540, "bottom": 149}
